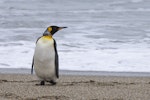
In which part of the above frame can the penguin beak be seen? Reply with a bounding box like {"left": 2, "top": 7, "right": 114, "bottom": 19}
{"left": 58, "top": 27, "right": 67, "bottom": 31}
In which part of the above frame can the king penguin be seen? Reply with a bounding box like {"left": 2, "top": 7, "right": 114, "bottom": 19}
{"left": 31, "top": 26, "right": 67, "bottom": 85}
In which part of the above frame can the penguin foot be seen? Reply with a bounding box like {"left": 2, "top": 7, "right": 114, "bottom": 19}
{"left": 40, "top": 81, "right": 45, "bottom": 85}
{"left": 49, "top": 80, "right": 56, "bottom": 85}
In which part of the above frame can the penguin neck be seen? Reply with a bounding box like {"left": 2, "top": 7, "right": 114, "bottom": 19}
{"left": 43, "top": 35, "right": 53, "bottom": 40}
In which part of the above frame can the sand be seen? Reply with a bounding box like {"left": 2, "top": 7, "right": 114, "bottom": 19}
{"left": 0, "top": 74, "right": 150, "bottom": 100}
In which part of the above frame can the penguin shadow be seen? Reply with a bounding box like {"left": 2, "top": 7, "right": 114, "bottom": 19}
{"left": 33, "top": 81, "right": 57, "bottom": 86}
{"left": 32, "top": 80, "right": 96, "bottom": 86}
{"left": 35, "top": 83, "right": 57, "bottom": 86}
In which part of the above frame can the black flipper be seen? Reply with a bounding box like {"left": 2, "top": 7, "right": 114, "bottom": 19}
{"left": 31, "top": 57, "right": 34, "bottom": 74}
{"left": 54, "top": 39, "right": 59, "bottom": 78}
{"left": 36, "top": 36, "right": 42, "bottom": 43}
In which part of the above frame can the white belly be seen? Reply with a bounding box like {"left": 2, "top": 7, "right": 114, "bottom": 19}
{"left": 34, "top": 38, "right": 56, "bottom": 81}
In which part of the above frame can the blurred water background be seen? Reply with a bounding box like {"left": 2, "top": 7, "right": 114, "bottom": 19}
{"left": 0, "top": 0, "right": 150, "bottom": 72}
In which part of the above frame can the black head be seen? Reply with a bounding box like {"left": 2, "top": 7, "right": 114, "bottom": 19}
{"left": 43, "top": 26, "right": 67, "bottom": 36}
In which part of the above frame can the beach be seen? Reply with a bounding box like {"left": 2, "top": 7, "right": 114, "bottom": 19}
{"left": 1, "top": 0, "right": 150, "bottom": 72}
{"left": 0, "top": 73, "right": 150, "bottom": 100}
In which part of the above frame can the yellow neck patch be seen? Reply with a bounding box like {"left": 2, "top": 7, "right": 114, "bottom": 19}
{"left": 42, "top": 35, "right": 52, "bottom": 40}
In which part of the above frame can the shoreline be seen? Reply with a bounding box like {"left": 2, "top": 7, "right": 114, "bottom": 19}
{"left": 0, "top": 68, "right": 150, "bottom": 77}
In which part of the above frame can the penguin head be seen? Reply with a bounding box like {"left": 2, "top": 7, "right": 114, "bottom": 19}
{"left": 43, "top": 26, "right": 67, "bottom": 36}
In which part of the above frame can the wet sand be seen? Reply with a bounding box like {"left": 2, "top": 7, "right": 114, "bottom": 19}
{"left": 0, "top": 74, "right": 150, "bottom": 100}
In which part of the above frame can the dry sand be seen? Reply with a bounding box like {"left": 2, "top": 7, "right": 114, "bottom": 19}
{"left": 0, "top": 74, "right": 150, "bottom": 100}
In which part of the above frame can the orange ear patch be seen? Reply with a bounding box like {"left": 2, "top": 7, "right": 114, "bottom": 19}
{"left": 48, "top": 27, "right": 52, "bottom": 32}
